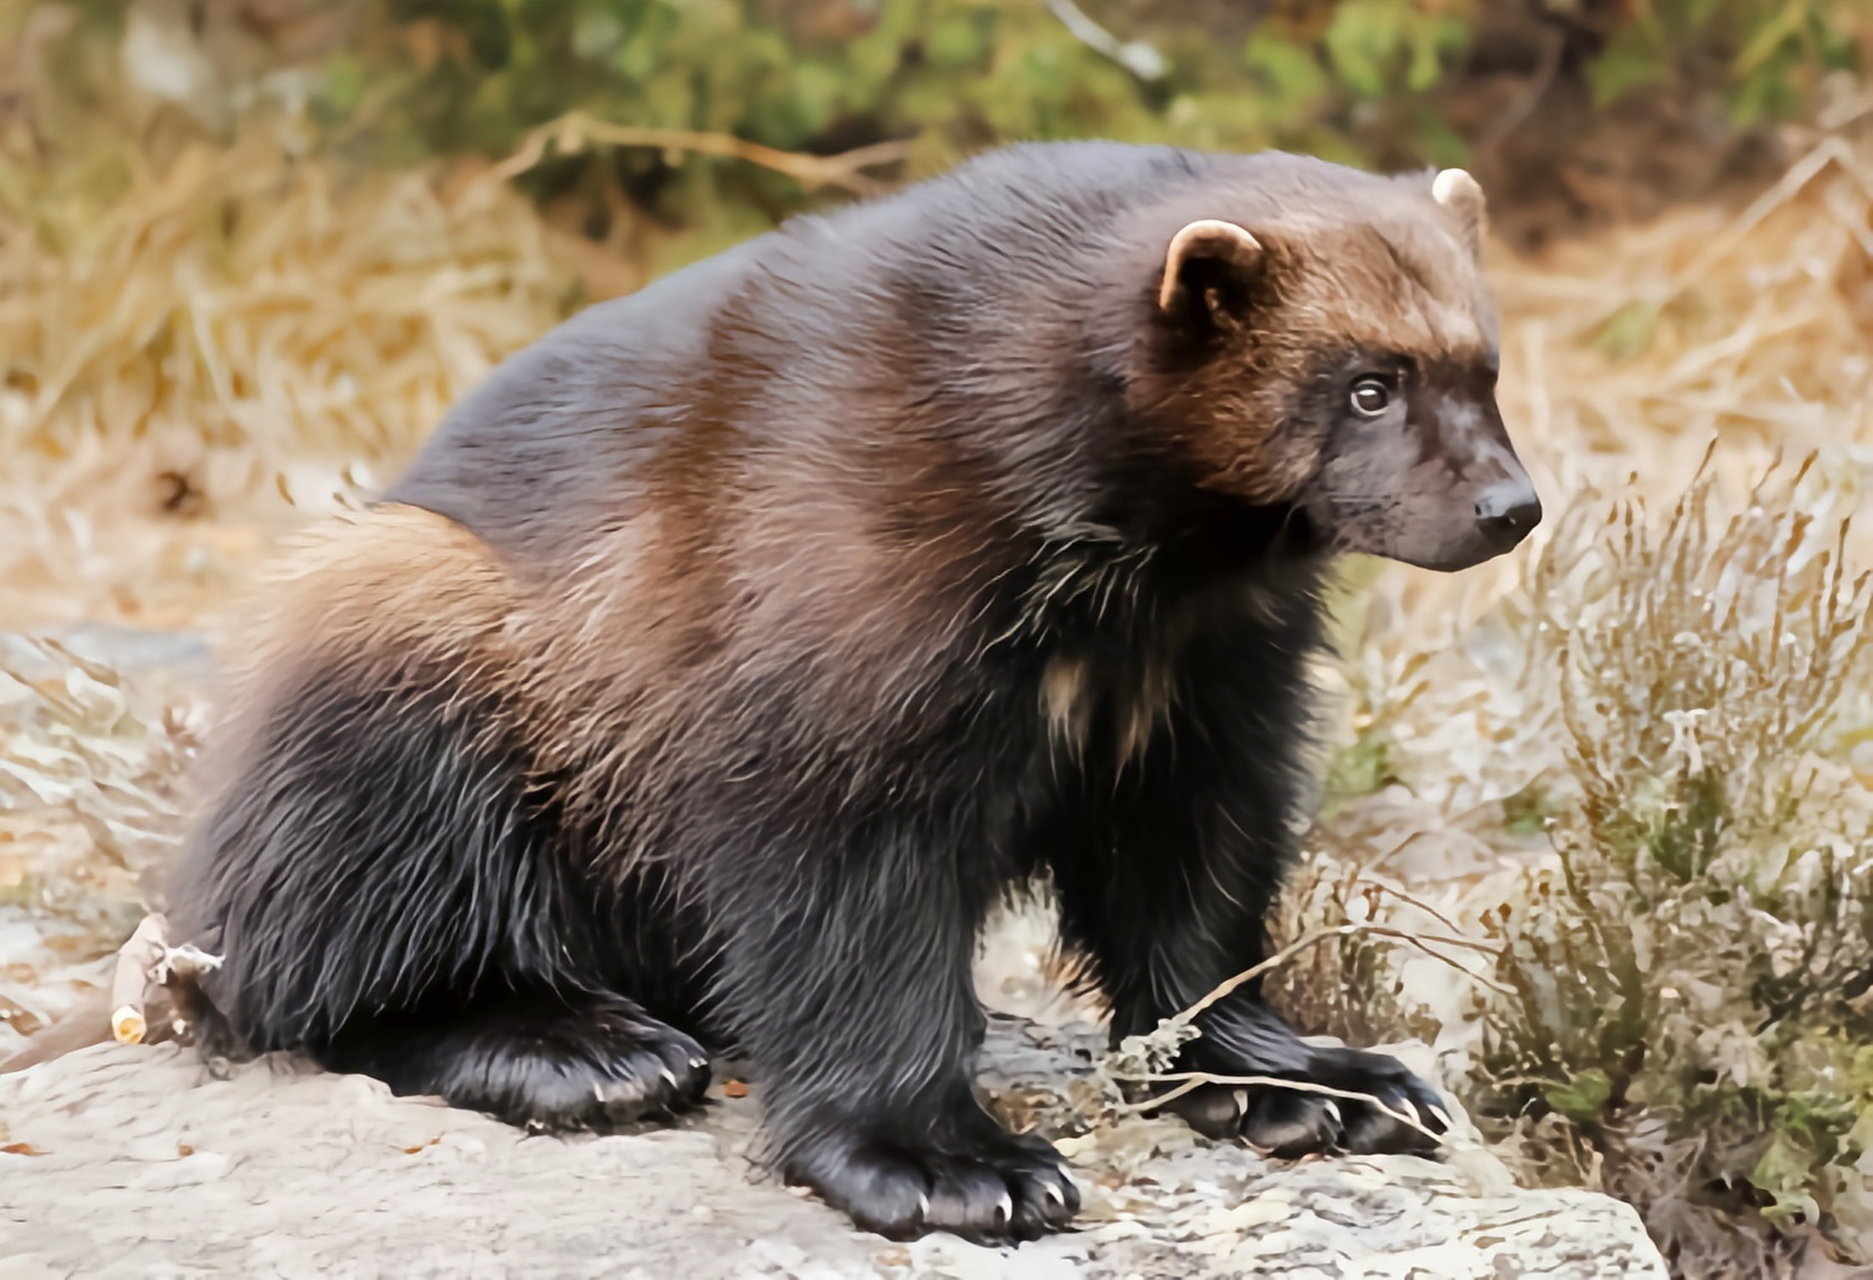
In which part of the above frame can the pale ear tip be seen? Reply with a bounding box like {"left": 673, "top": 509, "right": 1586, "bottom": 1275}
{"left": 1158, "top": 218, "right": 1264, "bottom": 311}
{"left": 1169, "top": 219, "right": 1264, "bottom": 254}
{"left": 1432, "top": 168, "right": 1484, "bottom": 206}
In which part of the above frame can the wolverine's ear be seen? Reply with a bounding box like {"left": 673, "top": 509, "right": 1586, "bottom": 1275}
{"left": 1431, "top": 168, "right": 1487, "bottom": 257}
{"left": 1157, "top": 219, "right": 1265, "bottom": 313}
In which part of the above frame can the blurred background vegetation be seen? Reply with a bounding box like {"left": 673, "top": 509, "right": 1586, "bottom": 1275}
{"left": 6, "top": 0, "right": 1869, "bottom": 274}
{"left": 5, "top": 3, "right": 1873, "bottom": 1278}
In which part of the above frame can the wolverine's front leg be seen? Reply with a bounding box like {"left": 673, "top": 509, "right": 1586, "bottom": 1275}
{"left": 1048, "top": 644, "right": 1450, "bottom": 1157}
{"left": 1059, "top": 803, "right": 1449, "bottom": 1153}
{"left": 709, "top": 807, "right": 1079, "bottom": 1242}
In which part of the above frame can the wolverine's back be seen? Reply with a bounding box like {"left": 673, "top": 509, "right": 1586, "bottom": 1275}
{"left": 386, "top": 142, "right": 1454, "bottom": 571}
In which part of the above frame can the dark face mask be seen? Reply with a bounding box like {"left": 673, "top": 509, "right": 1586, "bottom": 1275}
{"left": 1301, "top": 360, "right": 1540, "bottom": 572}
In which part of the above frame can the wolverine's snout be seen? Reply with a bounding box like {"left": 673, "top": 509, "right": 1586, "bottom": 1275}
{"left": 1472, "top": 476, "right": 1542, "bottom": 555}
{"left": 1413, "top": 396, "right": 1542, "bottom": 571}
{"left": 1306, "top": 392, "right": 1543, "bottom": 574}
{"left": 1424, "top": 462, "right": 1541, "bottom": 571}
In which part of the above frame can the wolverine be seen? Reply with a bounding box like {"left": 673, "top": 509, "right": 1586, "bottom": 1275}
{"left": 168, "top": 141, "right": 1540, "bottom": 1242}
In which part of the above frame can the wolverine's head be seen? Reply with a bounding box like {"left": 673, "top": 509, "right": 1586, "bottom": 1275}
{"left": 1126, "top": 160, "right": 1539, "bottom": 572}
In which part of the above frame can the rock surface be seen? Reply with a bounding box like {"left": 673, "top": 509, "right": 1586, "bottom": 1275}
{"left": 0, "top": 1017, "right": 1668, "bottom": 1279}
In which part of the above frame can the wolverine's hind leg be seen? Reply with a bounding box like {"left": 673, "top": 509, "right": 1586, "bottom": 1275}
{"left": 167, "top": 505, "right": 711, "bottom": 1131}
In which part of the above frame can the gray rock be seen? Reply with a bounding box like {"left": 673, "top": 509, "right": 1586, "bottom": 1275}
{"left": 0, "top": 1019, "right": 1668, "bottom": 1279}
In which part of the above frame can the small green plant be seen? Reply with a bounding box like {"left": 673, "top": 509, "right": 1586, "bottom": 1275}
{"left": 1473, "top": 455, "right": 1873, "bottom": 1273}
{"left": 1276, "top": 454, "right": 1873, "bottom": 1275}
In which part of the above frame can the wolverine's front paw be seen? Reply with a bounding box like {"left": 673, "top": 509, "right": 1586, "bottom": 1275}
{"left": 1163, "top": 1047, "right": 1450, "bottom": 1158}
{"left": 784, "top": 1124, "right": 1080, "bottom": 1242}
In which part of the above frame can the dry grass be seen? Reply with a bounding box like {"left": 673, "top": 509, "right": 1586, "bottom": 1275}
{"left": 0, "top": 122, "right": 574, "bottom": 630}
{"left": 0, "top": 121, "right": 577, "bottom": 1059}
{"left": 5, "top": 96, "right": 1873, "bottom": 1276}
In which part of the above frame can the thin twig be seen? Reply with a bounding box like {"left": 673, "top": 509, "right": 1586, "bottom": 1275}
{"left": 1169, "top": 924, "right": 1506, "bottom": 1028}
{"left": 1409, "top": 941, "right": 1521, "bottom": 998}
{"left": 1654, "top": 138, "right": 1870, "bottom": 307}
{"left": 1473, "top": 26, "right": 1564, "bottom": 163}
{"left": 1043, "top": 0, "right": 1166, "bottom": 81}
{"left": 481, "top": 112, "right": 913, "bottom": 197}
{"left": 1363, "top": 879, "right": 1471, "bottom": 938}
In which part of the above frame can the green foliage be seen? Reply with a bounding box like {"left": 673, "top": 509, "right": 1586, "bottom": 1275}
{"left": 314, "top": 0, "right": 1395, "bottom": 234}
{"left": 1318, "top": 554, "right": 1412, "bottom": 814}
{"left": 1321, "top": 0, "right": 1467, "bottom": 98}
{"left": 1589, "top": 0, "right": 1864, "bottom": 126}
{"left": 1544, "top": 1066, "right": 1615, "bottom": 1124}
{"left": 1501, "top": 778, "right": 1558, "bottom": 838}
{"left": 1593, "top": 300, "right": 1664, "bottom": 362}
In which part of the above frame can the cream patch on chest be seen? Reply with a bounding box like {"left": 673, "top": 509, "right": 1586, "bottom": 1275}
{"left": 1040, "top": 651, "right": 1177, "bottom": 768}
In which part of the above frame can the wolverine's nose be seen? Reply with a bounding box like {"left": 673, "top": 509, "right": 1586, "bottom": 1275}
{"left": 1474, "top": 481, "right": 1542, "bottom": 551}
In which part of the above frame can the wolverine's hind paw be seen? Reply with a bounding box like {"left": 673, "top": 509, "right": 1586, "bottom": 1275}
{"left": 1162, "top": 1047, "right": 1450, "bottom": 1158}
{"left": 343, "top": 993, "right": 713, "bottom": 1134}
{"left": 534, "top": 1011, "right": 713, "bottom": 1132}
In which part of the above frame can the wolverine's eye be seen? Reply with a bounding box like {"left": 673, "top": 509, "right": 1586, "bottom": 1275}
{"left": 1349, "top": 377, "right": 1391, "bottom": 417}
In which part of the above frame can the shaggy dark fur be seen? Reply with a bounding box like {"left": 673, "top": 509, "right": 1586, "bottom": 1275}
{"left": 167, "top": 141, "right": 1539, "bottom": 1243}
